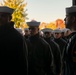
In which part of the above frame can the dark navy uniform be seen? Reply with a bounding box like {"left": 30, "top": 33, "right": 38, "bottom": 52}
{"left": 0, "top": 22, "right": 28, "bottom": 75}
{"left": 27, "top": 33, "right": 54, "bottom": 75}
{"left": 26, "top": 20, "right": 54, "bottom": 75}
{"left": 62, "top": 32, "right": 76, "bottom": 75}
{"left": 53, "top": 29, "right": 67, "bottom": 56}
{"left": 62, "top": 4, "right": 76, "bottom": 75}
{"left": 44, "top": 37, "right": 62, "bottom": 75}
{"left": 0, "top": 6, "right": 28, "bottom": 75}
{"left": 42, "top": 28, "right": 62, "bottom": 75}
{"left": 53, "top": 38, "right": 67, "bottom": 55}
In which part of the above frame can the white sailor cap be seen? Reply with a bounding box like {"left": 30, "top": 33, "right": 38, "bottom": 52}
{"left": 66, "top": 6, "right": 76, "bottom": 14}
{"left": 41, "top": 28, "right": 52, "bottom": 33}
{"left": 24, "top": 28, "right": 29, "bottom": 31}
{"left": 15, "top": 28, "right": 22, "bottom": 32}
{"left": 61, "top": 28, "right": 70, "bottom": 32}
{"left": 26, "top": 20, "right": 40, "bottom": 27}
{"left": 53, "top": 28, "right": 62, "bottom": 33}
{"left": 0, "top": 6, "right": 14, "bottom": 14}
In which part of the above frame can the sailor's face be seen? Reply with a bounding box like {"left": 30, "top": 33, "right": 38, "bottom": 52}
{"left": 44, "top": 32, "right": 51, "bottom": 38}
{"left": 29, "top": 26, "right": 39, "bottom": 36}
{"left": 64, "top": 14, "right": 72, "bottom": 29}
{"left": 53, "top": 33, "right": 61, "bottom": 39}
{"left": 0, "top": 12, "right": 9, "bottom": 25}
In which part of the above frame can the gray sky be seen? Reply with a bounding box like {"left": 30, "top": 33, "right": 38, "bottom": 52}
{"left": 26, "top": 0, "right": 72, "bottom": 23}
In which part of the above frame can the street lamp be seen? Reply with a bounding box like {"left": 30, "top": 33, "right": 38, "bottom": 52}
{"left": 72, "top": 0, "right": 76, "bottom": 6}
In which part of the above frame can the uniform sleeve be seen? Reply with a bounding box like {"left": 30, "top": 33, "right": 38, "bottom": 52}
{"left": 54, "top": 44, "right": 62, "bottom": 75}
{"left": 44, "top": 44, "right": 55, "bottom": 75}
{"left": 17, "top": 37, "right": 28, "bottom": 75}
{"left": 71, "top": 41, "right": 76, "bottom": 63}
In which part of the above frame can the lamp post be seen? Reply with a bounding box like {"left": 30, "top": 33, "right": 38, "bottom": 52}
{"left": 72, "top": 0, "right": 76, "bottom": 6}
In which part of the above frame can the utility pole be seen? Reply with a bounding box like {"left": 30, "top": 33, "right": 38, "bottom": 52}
{"left": 72, "top": 0, "right": 76, "bottom": 6}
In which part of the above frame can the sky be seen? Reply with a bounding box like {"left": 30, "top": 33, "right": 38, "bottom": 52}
{"left": 25, "top": 0, "right": 72, "bottom": 23}
{"left": 0, "top": 0, "right": 72, "bottom": 23}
